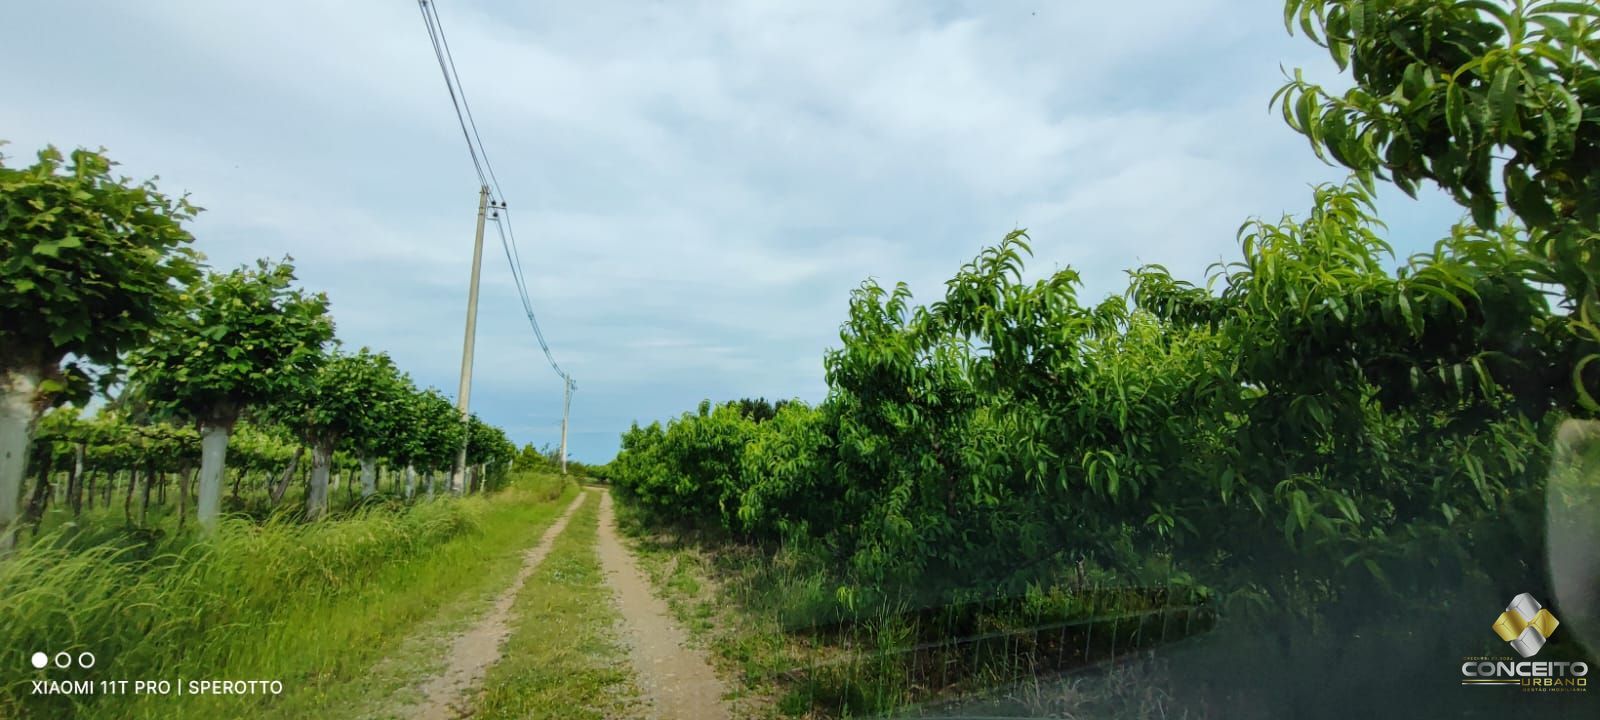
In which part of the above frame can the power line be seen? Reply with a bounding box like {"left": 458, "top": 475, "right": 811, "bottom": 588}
{"left": 423, "top": 0, "right": 505, "bottom": 198}
{"left": 491, "top": 214, "right": 566, "bottom": 380}
{"left": 416, "top": 0, "right": 570, "bottom": 388}
{"left": 416, "top": 0, "right": 484, "bottom": 185}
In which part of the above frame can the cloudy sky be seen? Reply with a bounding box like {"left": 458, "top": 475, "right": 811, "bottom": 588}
{"left": 2, "top": 1, "right": 1466, "bottom": 462}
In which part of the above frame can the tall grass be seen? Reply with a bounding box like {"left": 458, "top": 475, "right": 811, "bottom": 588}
{"left": 1, "top": 472, "right": 568, "bottom": 718}
{"left": 617, "top": 504, "right": 1217, "bottom": 718}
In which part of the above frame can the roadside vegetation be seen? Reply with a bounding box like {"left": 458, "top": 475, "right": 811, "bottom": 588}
{"left": 2, "top": 141, "right": 524, "bottom": 553}
{"left": 619, "top": 503, "right": 1213, "bottom": 718}
{"left": 609, "top": 2, "right": 1600, "bottom": 716}
{"left": 0, "top": 126, "right": 605, "bottom": 720}
{"left": 2, "top": 471, "right": 572, "bottom": 719}
{"left": 0, "top": 132, "right": 565, "bottom": 719}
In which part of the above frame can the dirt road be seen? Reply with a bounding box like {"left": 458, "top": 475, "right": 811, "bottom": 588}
{"left": 410, "top": 490, "right": 589, "bottom": 719}
{"left": 388, "top": 487, "right": 730, "bottom": 719}
{"left": 595, "top": 489, "right": 731, "bottom": 720}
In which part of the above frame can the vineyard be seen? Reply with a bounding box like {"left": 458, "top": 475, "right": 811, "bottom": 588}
{"left": 608, "top": 1, "right": 1600, "bottom": 716}
{"left": 0, "top": 144, "right": 530, "bottom": 716}
{"left": 1, "top": 146, "right": 522, "bottom": 538}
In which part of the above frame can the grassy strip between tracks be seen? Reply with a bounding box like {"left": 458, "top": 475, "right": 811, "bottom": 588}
{"left": 473, "top": 490, "right": 638, "bottom": 720}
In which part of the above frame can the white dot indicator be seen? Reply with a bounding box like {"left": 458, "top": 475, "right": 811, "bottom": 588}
{"left": 30, "top": 652, "right": 47, "bottom": 669}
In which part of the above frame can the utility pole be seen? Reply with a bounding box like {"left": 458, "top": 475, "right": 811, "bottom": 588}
{"left": 452, "top": 184, "right": 491, "bottom": 493}
{"left": 559, "top": 375, "right": 573, "bottom": 475}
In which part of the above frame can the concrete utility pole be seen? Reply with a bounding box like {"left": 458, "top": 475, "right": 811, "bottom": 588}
{"left": 559, "top": 376, "right": 573, "bottom": 475}
{"left": 452, "top": 184, "right": 491, "bottom": 493}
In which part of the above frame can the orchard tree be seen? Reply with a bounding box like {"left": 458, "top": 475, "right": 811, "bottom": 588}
{"left": 378, "top": 381, "right": 428, "bottom": 499}
{"left": 463, "top": 415, "right": 489, "bottom": 492}
{"left": 464, "top": 416, "right": 514, "bottom": 492}
{"left": 225, "top": 420, "right": 296, "bottom": 503}
{"left": 285, "top": 348, "right": 400, "bottom": 519}
{"left": 23, "top": 408, "right": 87, "bottom": 528}
{"left": 1277, "top": 0, "right": 1600, "bottom": 401}
{"left": 0, "top": 145, "right": 200, "bottom": 550}
{"left": 347, "top": 364, "right": 408, "bottom": 499}
{"left": 129, "top": 259, "right": 333, "bottom": 530}
{"left": 514, "top": 442, "right": 555, "bottom": 473}
{"left": 412, "top": 388, "right": 466, "bottom": 499}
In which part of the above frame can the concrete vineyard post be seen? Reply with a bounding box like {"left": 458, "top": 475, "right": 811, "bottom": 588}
{"left": 0, "top": 369, "right": 41, "bottom": 553}
{"left": 196, "top": 423, "right": 230, "bottom": 531}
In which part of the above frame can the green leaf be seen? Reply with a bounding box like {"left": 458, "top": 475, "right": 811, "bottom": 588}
{"left": 1363, "top": 559, "right": 1389, "bottom": 588}
{"left": 1504, "top": 163, "right": 1556, "bottom": 227}
{"left": 1574, "top": 354, "right": 1600, "bottom": 411}
{"left": 1445, "top": 82, "right": 1470, "bottom": 144}
{"left": 1487, "top": 64, "right": 1519, "bottom": 137}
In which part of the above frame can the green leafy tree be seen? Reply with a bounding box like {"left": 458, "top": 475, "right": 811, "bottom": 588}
{"left": 612, "top": 195, "right": 1558, "bottom": 613}
{"left": 225, "top": 419, "right": 297, "bottom": 504}
{"left": 464, "top": 416, "right": 515, "bottom": 491}
{"left": 378, "top": 381, "right": 429, "bottom": 499}
{"left": 128, "top": 259, "right": 333, "bottom": 530}
{"left": 22, "top": 407, "right": 88, "bottom": 528}
{"left": 342, "top": 360, "right": 407, "bottom": 500}
{"left": 0, "top": 144, "right": 200, "bottom": 550}
{"left": 730, "top": 397, "right": 791, "bottom": 423}
{"left": 1276, "top": 0, "right": 1600, "bottom": 402}
{"left": 463, "top": 414, "right": 490, "bottom": 492}
{"left": 411, "top": 388, "right": 466, "bottom": 498}
{"left": 513, "top": 442, "right": 555, "bottom": 473}
{"left": 281, "top": 348, "right": 398, "bottom": 520}
{"left": 612, "top": 401, "right": 761, "bottom": 532}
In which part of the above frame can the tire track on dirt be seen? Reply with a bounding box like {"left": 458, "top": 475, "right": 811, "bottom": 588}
{"left": 410, "top": 490, "right": 590, "bottom": 720}
{"left": 595, "top": 489, "right": 731, "bottom": 720}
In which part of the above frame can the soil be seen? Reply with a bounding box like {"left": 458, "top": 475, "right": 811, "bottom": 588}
{"left": 596, "top": 489, "right": 731, "bottom": 720}
{"left": 410, "top": 490, "right": 590, "bottom": 719}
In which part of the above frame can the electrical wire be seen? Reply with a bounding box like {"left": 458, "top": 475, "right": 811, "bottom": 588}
{"left": 416, "top": 0, "right": 571, "bottom": 390}
{"left": 423, "top": 0, "right": 505, "bottom": 199}
{"left": 416, "top": 0, "right": 484, "bottom": 185}
{"left": 491, "top": 215, "right": 566, "bottom": 381}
